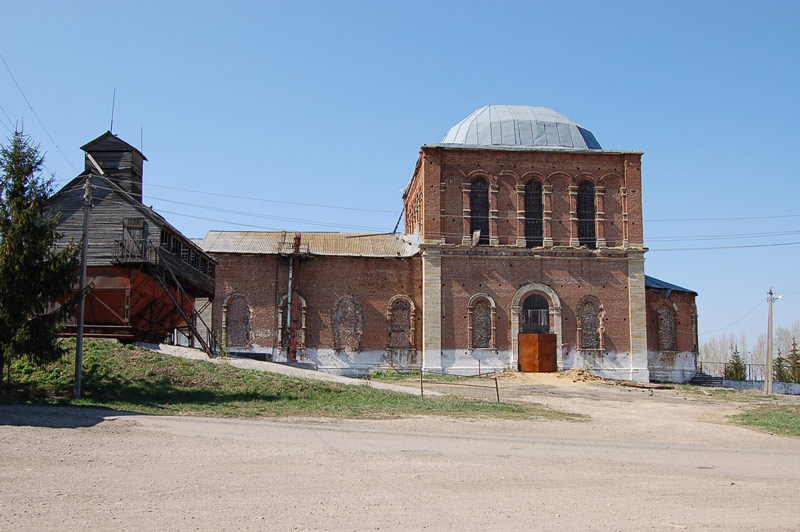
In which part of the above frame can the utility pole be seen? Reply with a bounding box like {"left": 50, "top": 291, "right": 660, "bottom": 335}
{"left": 765, "top": 288, "right": 782, "bottom": 395}
{"left": 73, "top": 176, "right": 92, "bottom": 399}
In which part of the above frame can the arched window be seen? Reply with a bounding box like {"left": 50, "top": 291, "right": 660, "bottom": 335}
{"left": 577, "top": 181, "right": 596, "bottom": 249}
{"left": 470, "top": 178, "right": 489, "bottom": 245}
{"left": 468, "top": 294, "right": 496, "bottom": 349}
{"left": 334, "top": 295, "right": 363, "bottom": 352}
{"left": 278, "top": 294, "right": 307, "bottom": 349}
{"left": 658, "top": 305, "right": 677, "bottom": 351}
{"left": 387, "top": 295, "right": 415, "bottom": 350}
{"left": 521, "top": 294, "right": 550, "bottom": 333}
{"left": 578, "top": 297, "right": 604, "bottom": 350}
{"left": 525, "top": 180, "right": 543, "bottom": 248}
{"left": 224, "top": 295, "right": 250, "bottom": 348}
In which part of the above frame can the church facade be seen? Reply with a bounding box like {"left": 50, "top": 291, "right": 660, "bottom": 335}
{"left": 200, "top": 106, "right": 698, "bottom": 383}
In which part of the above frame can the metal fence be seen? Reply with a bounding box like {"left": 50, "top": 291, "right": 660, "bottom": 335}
{"left": 698, "top": 361, "right": 766, "bottom": 381}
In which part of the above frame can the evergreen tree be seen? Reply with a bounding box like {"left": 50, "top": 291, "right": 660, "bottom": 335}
{"left": 786, "top": 338, "right": 800, "bottom": 384}
{"left": 724, "top": 345, "right": 746, "bottom": 381}
{"left": 773, "top": 351, "right": 791, "bottom": 383}
{"left": 0, "top": 131, "right": 80, "bottom": 393}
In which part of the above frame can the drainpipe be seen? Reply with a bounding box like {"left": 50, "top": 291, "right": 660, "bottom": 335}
{"left": 287, "top": 233, "right": 302, "bottom": 363}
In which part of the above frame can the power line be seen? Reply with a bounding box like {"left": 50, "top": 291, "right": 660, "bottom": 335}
{"left": 699, "top": 299, "right": 765, "bottom": 335}
{"left": 144, "top": 182, "right": 396, "bottom": 214}
{"left": 648, "top": 241, "right": 800, "bottom": 252}
{"left": 0, "top": 52, "right": 78, "bottom": 174}
{"left": 645, "top": 214, "right": 800, "bottom": 222}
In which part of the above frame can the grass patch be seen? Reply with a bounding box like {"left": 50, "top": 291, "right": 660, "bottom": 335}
{"left": 2, "top": 340, "right": 578, "bottom": 421}
{"left": 731, "top": 405, "right": 800, "bottom": 437}
{"left": 675, "top": 384, "right": 785, "bottom": 404}
{"left": 370, "top": 369, "right": 482, "bottom": 383}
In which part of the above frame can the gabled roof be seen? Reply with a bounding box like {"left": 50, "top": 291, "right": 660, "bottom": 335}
{"left": 80, "top": 131, "right": 147, "bottom": 161}
{"left": 198, "top": 231, "right": 420, "bottom": 258}
{"left": 645, "top": 275, "right": 697, "bottom": 295}
{"left": 48, "top": 171, "right": 214, "bottom": 263}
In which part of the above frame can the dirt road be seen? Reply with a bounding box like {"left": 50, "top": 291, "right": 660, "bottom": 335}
{"left": 2, "top": 375, "right": 799, "bottom": 531}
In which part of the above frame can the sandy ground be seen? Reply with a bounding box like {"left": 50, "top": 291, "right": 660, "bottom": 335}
{"left": 2, "top": 374, "right": 800, "bottom": 532}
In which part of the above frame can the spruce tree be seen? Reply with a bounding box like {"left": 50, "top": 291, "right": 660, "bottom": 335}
{"left": 0, "top": 131, "right": 80, "bottom": 393}
{"left": 787, "top": 338, "right": 800, "bottom": 384}
{"left": 773, "top": 351, "right": 790, "bottom": 383}
{"left": 724, "top": 345, "right": 746, "bottom": 381}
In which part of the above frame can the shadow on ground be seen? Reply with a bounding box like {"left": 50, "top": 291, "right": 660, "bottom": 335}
{"left": 0, "top": 404, "right": 137, "bottom": 429}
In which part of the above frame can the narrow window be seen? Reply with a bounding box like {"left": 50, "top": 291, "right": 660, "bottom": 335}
{"left": 470, "top": 178, "right": 489, "bottom": 245}
{"left": 472, "top": 298, "right": 492, "bottom": 348}
{"left": 658, "top": 306, "right": 677, "bottom": 351}
{"left": 578, "top": 299, "right": 603, "bottom": 350}
{"left": 388, "top": 297, "right": 413, "bottom": 350}
{"left": 334, "top": 295, "right": 363, "bottom": 352}
{"left": 577, "top": 181, "right": 596, "bottom": 249}
{"left": 225, "top": 295, "right": 250, "bottom": 348}
{"left": 525, "top": 180, "right": 543, "bottom": 248}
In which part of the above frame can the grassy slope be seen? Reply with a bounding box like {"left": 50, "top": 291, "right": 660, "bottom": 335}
{"left": 2, "top": 341, "right": 579, "bottom": 421}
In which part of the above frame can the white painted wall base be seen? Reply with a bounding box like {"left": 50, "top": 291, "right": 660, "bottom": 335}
{"left": 562, "top": 349, "right": 650, "bottom": 383}
{"left": 647, "top": 350, "right": 697, "bottom": 384}
{"left": 723, "top": 380, "right": 800, "bottom": 395}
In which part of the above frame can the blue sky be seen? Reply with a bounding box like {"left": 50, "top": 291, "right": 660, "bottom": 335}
{"left": 1, "top": 0, "right": 798, "bottom": 344}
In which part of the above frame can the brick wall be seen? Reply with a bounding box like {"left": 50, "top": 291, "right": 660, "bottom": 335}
{"left": 414, "top": 146, "right": 643, "bottom": 248}
{"left": 213, "top": 253, "right": 422, "bottom": 356}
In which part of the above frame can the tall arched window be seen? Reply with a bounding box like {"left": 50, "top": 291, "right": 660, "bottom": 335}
{"left": 334, "top": 295, "right": 363, "bottom": 352}
{"left": 470, "top": 178, "right": 489, "bottom": 245}
{"left": 387, "top": 295, "right": 415, "bottom": 350}
{"left": 577, "top": 181, "right": 596, "bottom": 249}
{"left": 658, "top": 305, "right": 677, "bottom": 351}
{"left": 468, "top": 294, "right": 496, "bottom": 349}
{"left": 578, "top": 296, "right": 604, "bottom": 350}
{"left": 525, "top": 180, "right": 543, "bottom": 248}
{"left": 224, "top": 295, "right": 250, "bottom": 348}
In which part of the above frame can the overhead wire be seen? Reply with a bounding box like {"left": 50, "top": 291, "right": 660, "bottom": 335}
{"left": 699, "top": 299, "right": 766, "bottom": 335}
{"left": 0, "top": 52, "right": 78, "bottom": 174}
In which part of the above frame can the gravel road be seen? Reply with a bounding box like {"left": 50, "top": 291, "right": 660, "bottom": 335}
{"left": 2, "top": 375, "right": 799, "bottom": 531}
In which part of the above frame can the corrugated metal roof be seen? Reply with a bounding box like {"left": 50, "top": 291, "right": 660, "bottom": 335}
{"left": 198, "top": 231, "right": 420, "bottom": 258}
{"left": 645, "top": 275, "right": 697, "bottom": 295}
{"left": 441, "top": 105, "right": 602, "bottom": 150}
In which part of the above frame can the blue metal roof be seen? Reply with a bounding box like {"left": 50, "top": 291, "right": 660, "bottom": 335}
{"left": 645, "top": 275, "right": 697, "bottom": 295}
{"left": 440, "top": 105, "right": 602, "bottom": 150}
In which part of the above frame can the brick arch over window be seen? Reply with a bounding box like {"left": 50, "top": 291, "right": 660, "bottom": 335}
{"left": 511, "top": 284, "right": 563, "bottom": 369}
{"left": 334, "top": 295, "right": 363, "bottom": 352}
{"left": 468, "top": 293, "right": 496, "bottom": 349}
{"left": 577, "top": 295, "right": 605, "bottom": 351}
{"left": 223, "top": 294, "right": 251, "bottom": 348}
{"left": 657, "top": 304, "right": 678, "bottom": 351}
{"left": 387, "top": 295, "right": 415, "bottom": 350}
{"left": 278, "top": 293, "right": 307, "bottom": 349}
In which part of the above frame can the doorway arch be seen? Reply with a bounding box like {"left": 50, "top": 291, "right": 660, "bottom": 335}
{"left": 511, "top": 284, "right": 562, "bottom": 370}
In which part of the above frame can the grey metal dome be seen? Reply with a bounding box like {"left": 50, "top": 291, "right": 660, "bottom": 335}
{"left": 441, "top": 105, "right": 602, "bottom": 150}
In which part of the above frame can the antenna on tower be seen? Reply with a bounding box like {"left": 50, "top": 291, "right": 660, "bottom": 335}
{"left": 110, "top": 88, "right": 116, "bottom": 132}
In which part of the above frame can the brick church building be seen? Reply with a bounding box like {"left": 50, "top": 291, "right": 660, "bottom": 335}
{"left": 199, "top": 105, "right": 698, "bottom": 383}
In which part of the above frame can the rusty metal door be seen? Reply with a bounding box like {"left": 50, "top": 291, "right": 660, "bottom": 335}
{"left": 519, "top": 333, "right": 557, "bottom": 372}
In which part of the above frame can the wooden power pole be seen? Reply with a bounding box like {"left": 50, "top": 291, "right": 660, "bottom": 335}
{"left": 73, "top": 176, "right": 91, "bottom": 399}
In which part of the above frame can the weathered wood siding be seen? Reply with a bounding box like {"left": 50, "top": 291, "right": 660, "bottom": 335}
{"left": 50, "top": 176, "right": 215, "bottom": 297}
{"left": 51, "top": 178, "right": 154, "bottom": 265}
